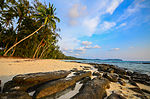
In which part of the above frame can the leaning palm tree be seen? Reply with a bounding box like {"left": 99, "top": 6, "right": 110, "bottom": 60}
{"left": 3, "top": 2, "right": 60, "bottom": 56}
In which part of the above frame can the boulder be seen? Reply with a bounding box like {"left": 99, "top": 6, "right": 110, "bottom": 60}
{"left": 92, "top": 71, "right": 101, "bottom": 76}
{"left": 3, "top": 70, "right": 71, "bottom": 92}
{"left": 0, "top": 91, "right": 32, "bottom": 99}
{"left": 118, "top": 79, "right": 126, "bottom": 86}
{"left": 33, "top": 71, "right": 91, "bottom": 99}
{"left": 71, "top": 77, "right": 110, "bottom": 99}
{"left": 107, "top": 93, "right": 126, "bottom": 99}
{"left": 103, "top": 73, "right": 119, "bottom": 82}
{"left": 131, "top": 72, "right": 150, "bottom": 86}
{"left": 128, "top": 80, "right": 138, "bottom": 87}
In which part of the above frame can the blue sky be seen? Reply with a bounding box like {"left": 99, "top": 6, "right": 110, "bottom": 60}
{"left": 41, "top": 0, "right": 150, "bottom": 61}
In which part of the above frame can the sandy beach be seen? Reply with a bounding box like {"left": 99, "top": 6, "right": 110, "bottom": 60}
{"left": 0, "top": 58, "right": 91, "bottom": 88}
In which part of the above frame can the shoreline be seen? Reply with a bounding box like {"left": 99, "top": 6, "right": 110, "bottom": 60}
{"left": 0, "top": 58, "right": 150, "bottom": 98}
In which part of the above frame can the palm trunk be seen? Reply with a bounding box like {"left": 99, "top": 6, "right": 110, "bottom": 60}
{"left": 39, "top": 45, "right": 50, "bottom": 59}
{"left": 10, "top": 37, "right": 18, "bottom": 56}
{"left": 3, "top": 24, "right": 44, "bottom": 56}
{"left": 33, "top": 38, "right": 44, "bottom": 58}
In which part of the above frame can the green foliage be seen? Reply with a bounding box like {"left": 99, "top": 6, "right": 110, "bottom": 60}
{"left": 0, "top": 0, "right": 81, "bottom": 59}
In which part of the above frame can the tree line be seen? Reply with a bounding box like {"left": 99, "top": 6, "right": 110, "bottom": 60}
{"left": 0, "top": 0, "right": 81, "bottom": 59}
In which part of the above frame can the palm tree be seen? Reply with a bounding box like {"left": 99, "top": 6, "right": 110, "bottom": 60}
{"left": 3, "top": 2, "right": 60, "bottom": 56}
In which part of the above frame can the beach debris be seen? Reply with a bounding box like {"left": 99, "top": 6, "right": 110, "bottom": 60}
{"left": 0, "top": 91, "right": 32, "bottom": 99}
{"left": 33, "top": 71, "right": 91, "bottom": 99}
{"left": 3, "top": 70, "right": 71, "bottom": 92}
{"left": 71, "top": 77, "right": 110, "bottom": 99}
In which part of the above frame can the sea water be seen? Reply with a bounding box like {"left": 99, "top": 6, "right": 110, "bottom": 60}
{"left": 63, "top": 60, "right": 150, "bottom": 76}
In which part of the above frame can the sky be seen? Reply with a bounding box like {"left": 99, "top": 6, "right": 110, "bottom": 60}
{"left": 41, "top": 0, "right": 150, "bottom": 61}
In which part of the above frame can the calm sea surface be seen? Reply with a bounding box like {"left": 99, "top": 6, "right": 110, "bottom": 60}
{"left": 63, "top": 60, "right": 150, "bottom": 76}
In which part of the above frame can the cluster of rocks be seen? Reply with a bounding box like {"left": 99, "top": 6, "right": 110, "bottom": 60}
{"left": 0, "top": 63, "right": 150, "bottom": 99}
{"left": 0, "top": 69, "right": 111, "bottom": 99}
{"left": 89, "top": 63, "right": 150, "bottom": 99}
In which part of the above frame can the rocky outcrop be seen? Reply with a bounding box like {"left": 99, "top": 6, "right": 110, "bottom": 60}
{"left": 0, "top": 91, "right": 32, "bottom": 99}
{"left": 3, "top": 70, "right": 71, "bottom": 92}
{"left": 71, "top": 77, "right": 110, "bottom": 99}
{"left": 131, "top": 72, "right": 150, "bottom": 86}
{"left": 33, "top": 71, "right": 91, "bottom": 99}
{"left": 93, "top": 64, "right": 127, "bottom": 75}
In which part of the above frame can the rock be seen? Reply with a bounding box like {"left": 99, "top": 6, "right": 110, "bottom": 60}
{"left": 128, "top": 87, "right": 144, "bottom": 94}
{"left": 92, "top": 71, "right": 101, "bottom": 76}
{"left": 131, "top": 72, "right": 150, "bottom": 86}
{"left": 133, "top": 94, "right": 148, "bottom": 99}
{"left": 80, "top": 77, "right": 91, "bottom": 84}
{"left": 3, "top": 70, "right": 71, "bottom": 92}
{"left": 71, "top": 68, "right": 78, "bottom": 72}
{"left": 33, "top": 71, "right": 91, "bottom": 99}
{"left": 107, "top": 68, "right": 114, "bottom": 73}
{"left": 126, "top": 70, "right": 133, "bottom": 76}
{"left": 103, "top": 73, "right": 119, "bottom": 82}
{"left": 119, "top": 75, "right": 130, "bottom": 80}
{"left": 71, "top": 77, "right": 110, "bottom": 99}
{"left": 118, "top": 79, "right": 126, "bottom": 86}
{"left": 0, "top": 91, "right": 32, "bottom": 99}
{"left": 114, "top": 68, "right": 127, "bottom": 75}
{"left": 107, "top": 93, "right": 126, "bottom": 99}
{"left": 128, "top": 80, "right": 138, "bottom": 87}
{"left": 141, "top": 89, "right": 150, "bottom": 94}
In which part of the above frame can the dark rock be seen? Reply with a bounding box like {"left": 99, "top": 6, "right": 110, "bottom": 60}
{"left": 107, "top": 68, "right": 114, "bottom": 73}
{"left": 33, "top": 71, "right": 91, "bottom": 99}
{"left": 128, "top": 87, "right": 143, "bottom": 94}
{"left": 119, "top": 75, "right": 130, "bottom": 80}
{"left": 92, "top": 71, "right": 101, "bottom": 76}
{"left": 133, "top": 94, "right": 148, "bottom": 99}
{"left": 0, "top": 91, "right": 32, "bottom": 99}
{"left": 71, "top": 68, "right": 78, "bottom": 72}
{"left": 131, "top": 72, "right": 150, "bottom": 85}
{"left": 114, "top": 68, "right": 127, "bottom": 75}
{"left": 128, "top": 80, "right": 138, "bottom": 87}
{"left": 118, "top": 79, "right": 126, "bottom": 86}
{"left": 141, "top": 89, "right": 150, "bottom": 94}
{"left": 103, "top": 73, "right": 119, "bottom": 82}
{"left": 71, "top": 77, "right": 110, "bottom": 99}
{"left": 126, "top": 70, "right": 133, "bottom": 76}
{"left": 3, "top": 70, "right": 71, "bottom": 92}
{"left": 80, "top": 77, "right": 91, "bottom": 84}
{"left": 107, "top": 93, "right": 126, "bottom": 99}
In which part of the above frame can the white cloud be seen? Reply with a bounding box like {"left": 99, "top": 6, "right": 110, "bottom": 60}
{"left": 83, "top": 16, "right": 99, "bottom": 36}
{"left": 82, "top": 41, "right": 92, "bottom": 46}
{"left": 76, "top": 47, "right": 85, "bottom": 51}
{"left": 110, "top": 48, "right": 120, "bottom": 51}
{"left": 100, "top": 21, "right": 116, "bottom": 31}
{"left": 106, "top": 0, "right": 124, "bottom": 14}
{"left": 69, "top": 4, "right": 80, "bottom": 18}
{"left": 69, "top": 4, "right": 87, "bottom": 25}
{"left": 75, "top": 54, "right": 80, "bottom": 56}
{"left": 116, "top": 22, "right": 127, "bottom": 29}
{"left": 93, "top": 45, "right": 101, "bottom": 48}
